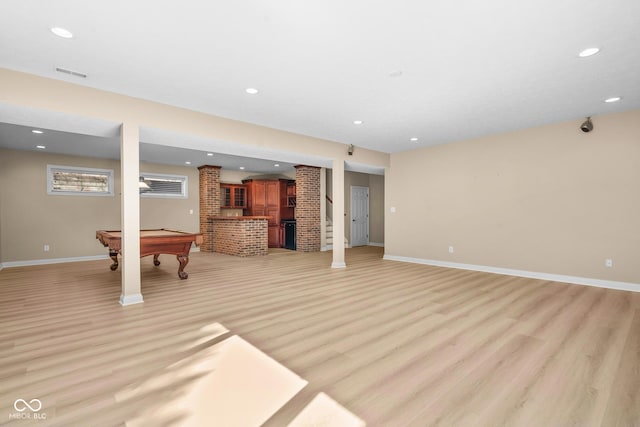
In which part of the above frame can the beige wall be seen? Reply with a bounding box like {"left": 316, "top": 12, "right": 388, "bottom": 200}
{"left": 369, "top": 174, "right": 385, "bottom": 244}
{"left": 0, "top": 149, "right": 199, "bottom": 262}
{"left": 139, "top": 161, "right": 200, "bottom": 231}
{"left": 0, "top": 146, "right": 308, "bottom": 263}
{"left": 386, "top": 109, "right": 640, "bottom": 284}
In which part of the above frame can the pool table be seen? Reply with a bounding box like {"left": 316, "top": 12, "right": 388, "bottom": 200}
{"left": 96, "top": 229, "right": 204, "bottom": 279}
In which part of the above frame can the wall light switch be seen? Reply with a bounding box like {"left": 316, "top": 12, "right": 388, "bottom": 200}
{"left": 390, "top": 207, "right": 396, "bottom": 213}
{"left": 189, "top": 209, "right": 194, "bottom": 215}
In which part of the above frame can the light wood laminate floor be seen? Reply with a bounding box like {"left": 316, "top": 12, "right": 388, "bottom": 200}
{"left": 1, "top": 246, "right": 639, "bottom": 426}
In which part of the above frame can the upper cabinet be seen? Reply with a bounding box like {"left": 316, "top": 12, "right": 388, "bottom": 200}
{"left": 221, "top": 183, "right": 247, "bottom": 209}
{"left": 286, "top": 181, "right": 296, "bottom": 207}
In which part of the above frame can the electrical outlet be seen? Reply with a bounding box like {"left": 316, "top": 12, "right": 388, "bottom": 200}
{"left": 44, "top": 244, "right": 50, "bottom": 252}
{"left": 448, "top": 246, "right": 454, "bottom": 254}
{"left": 605, "top": 258, "right": 613, "bottom": 268}
{"left": 189, "top": 209, "right": 194, "bottom": 215}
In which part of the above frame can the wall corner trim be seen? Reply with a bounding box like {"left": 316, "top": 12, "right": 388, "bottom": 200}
{"left": 382, "top": 254, "right": 640, "bottom": 293}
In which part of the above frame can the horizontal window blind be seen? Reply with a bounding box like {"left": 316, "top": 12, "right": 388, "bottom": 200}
{"left": 140, "top": 173, "right": 188, "bottom": 198}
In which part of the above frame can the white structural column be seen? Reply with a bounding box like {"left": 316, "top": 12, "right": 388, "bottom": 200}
{"left": 331, "top": 159, "right": 346, "bottom": 268}
{"left": 119, "top": 122, "right": 143, "bottom": 306}
{"left": 320, "top": 167, "right": 327, "bottom": 250}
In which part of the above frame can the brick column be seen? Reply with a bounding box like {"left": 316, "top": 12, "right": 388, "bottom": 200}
{"left": 198, "top": 165, "right": 221, "bottom": 252}
{"left": 295, "top": 165, "right": 321, "bottom": 252}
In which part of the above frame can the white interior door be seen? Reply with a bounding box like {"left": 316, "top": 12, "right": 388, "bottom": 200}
{"left": 350, "top": 186, "right": 369, "bottom": 247}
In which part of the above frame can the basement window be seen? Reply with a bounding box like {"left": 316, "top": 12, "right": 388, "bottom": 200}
{"left": 140, "top": 172, "right": 188, "bottom": 199}
{"left": 47, "top": 165, "right": 114, "bottom": 196}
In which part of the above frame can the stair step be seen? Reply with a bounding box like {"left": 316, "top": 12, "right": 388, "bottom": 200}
{"left": 324, "top": 218, "right": 347, "bottom": 248}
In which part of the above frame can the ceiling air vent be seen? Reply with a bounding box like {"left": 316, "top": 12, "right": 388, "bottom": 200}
{"left": 55, "top": 67, "right": 87, "bottom": 78}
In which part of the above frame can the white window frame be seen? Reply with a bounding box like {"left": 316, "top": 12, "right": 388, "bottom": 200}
{"left": 47, "top": 164, "right": 114, "bottom": 197}
{"left": 140, "top": 172, "right": 188, "bottom": 199}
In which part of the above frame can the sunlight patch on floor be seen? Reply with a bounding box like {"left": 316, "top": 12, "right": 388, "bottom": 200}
{"left": 120, "top": 334, "right": 307, "bottom": 426}
{"left": 289, "top": 392, "right": 366, "bottom": 427}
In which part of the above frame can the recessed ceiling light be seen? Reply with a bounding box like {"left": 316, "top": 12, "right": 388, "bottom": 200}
{"left": 410, "top": 137, "right": 418, "bottom": 142}
{"left": 207, "top": 153, "right": 213, "bottom": 157}
{"left": 389, "top": 70, "right": 403, "bottom": 78}
{"left": 274, "top": 164, "right": 280, "bottom": 167}
{"left": 353, "top": 120, "right": 364, "bottom": 125}
{"left": 32, "top": 129, "right": 43, "bottom": 134}
{"left": 604, "top": 96, "right": 621, "bottom": 103}
{"left": 245, "top": 88, "right": 259, "bottom": 95}
{"left": 578, "top": 47, "right": 600, "bottom": 57}
{"left": 51, "top": 27, "right": 73, "bottom": 39}
{"left": 185, "top": 161, "right": 191, "bottom": 165}
{"left": 36, "top": 145, "right": 46, "bottom": 149}
{"left": 239, "top": 166, "right": 245, "bottom": 170}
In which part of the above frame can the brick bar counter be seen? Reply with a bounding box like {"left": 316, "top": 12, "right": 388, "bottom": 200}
{"left": 210, "top": 216, "right": 269, "bottom": 257}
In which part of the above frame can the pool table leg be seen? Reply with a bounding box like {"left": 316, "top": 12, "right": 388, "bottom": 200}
{"left": 153, "top": 254, "right": 161, "bottom": 266}
{"left": 177, "top": 254, "right": 189, "bottom": 279}
{"left": 109, "top": 251, "right": 119, "bottom": 271}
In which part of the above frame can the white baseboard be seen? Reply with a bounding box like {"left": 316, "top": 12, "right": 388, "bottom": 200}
{"left": 368, "top": 242, "right": 384, "bottom": 247}
{"left": 2, "top": 254, "right": 110, "bottom": 268}
{"left": 1, "top": 247, "right": 201, "bottom": 269}
{"left": 383, "top": 254, "right": 640, "bottom": 293}
{"left": 2, "top": 250, "right": 203, "bottom": 269}
{"left": 331, "top": 261, "right": 346, "bottom": 269}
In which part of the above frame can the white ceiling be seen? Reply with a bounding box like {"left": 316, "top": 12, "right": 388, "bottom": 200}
{"left": 0, "top": 0, "right": 639, "bottom": 168}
